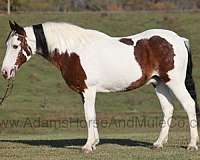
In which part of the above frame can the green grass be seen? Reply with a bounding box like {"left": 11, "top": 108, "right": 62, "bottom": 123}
{"left": 0, "top": 132, "right": 199, "bottom": 160}
{"left": 0, "top": 11, "right": 200, "bottom": 159}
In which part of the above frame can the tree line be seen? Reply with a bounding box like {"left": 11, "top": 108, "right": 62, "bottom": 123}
{"left": 0, "top": 0, "right": 200, "bottom": 12}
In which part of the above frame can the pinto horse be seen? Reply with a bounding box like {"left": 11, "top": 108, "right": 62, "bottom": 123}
{"left": 1, "top": 21, "right": 199, "bottom": 153}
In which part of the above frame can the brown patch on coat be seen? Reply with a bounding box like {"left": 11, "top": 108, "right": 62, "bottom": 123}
{"left": 15, "top": 51, "right": 27, "bottom": 68}
{"left": 17, "top": 34, "right": 32, "bottom": 56}
{"left": 126, "top": 36, "right": 175, "bottom": 90}
{"left": 50, "top": 49, "right": 87, "bottom": 92}
{"left": 119, "top": 38, "right": 134, "bottom": 45}
{"left": 14, "top": 31, "right": 32, "bottom": 68}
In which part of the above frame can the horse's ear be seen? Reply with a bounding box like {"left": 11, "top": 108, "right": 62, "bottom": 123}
{"left": 14, "top": 21, "right": 19, "bottom": 27}
{"left": 13, "top": 21, "right": 25, "bottom": 35}
{"left": 9, "top": 20, "right": 15, "bottom": 30}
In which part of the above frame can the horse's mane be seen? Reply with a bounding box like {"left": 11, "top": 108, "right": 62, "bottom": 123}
{"left": 40, "top": 22, "right": 111, "bottom": 52}
{"left": 43, "top": 22, "right": 110, "bottom": 38}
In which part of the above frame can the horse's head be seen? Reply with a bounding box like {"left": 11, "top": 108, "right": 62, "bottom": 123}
{"left": 1, "top": 21, "right": 33, "bottom": 80}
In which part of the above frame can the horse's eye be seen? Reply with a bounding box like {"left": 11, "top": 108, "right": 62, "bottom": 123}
{"left": 13, "top": 45, "right": 18, "bottom": 49}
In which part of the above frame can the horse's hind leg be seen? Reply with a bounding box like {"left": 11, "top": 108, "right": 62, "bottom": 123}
{"left": 153, "top": 80, "right": 174, "bottom": 149}
{"left": 167, "top": 81, "right": 199, "bottom": 150}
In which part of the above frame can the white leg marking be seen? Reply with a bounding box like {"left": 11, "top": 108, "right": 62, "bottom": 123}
{"left": 82, "top": 87, "right": 99, "bottom": 153}
{"left": 153, "top": 81, "right": 174, "bottom": 149}
{"left": 167, "top": 81, "right": 199, "bottom": 151}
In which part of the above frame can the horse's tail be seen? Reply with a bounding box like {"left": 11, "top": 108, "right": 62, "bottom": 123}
{"left": 184, "top": 39, "right": 200, "bottom": 121}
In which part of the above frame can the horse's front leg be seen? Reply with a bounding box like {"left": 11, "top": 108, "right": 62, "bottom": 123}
{"left": 81, "top": 86, "right": 99, "bottom": 153}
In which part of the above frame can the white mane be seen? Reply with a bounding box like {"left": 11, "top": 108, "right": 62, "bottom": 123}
{"left": 42, "top": 22, "right": 111, "bottom": 53}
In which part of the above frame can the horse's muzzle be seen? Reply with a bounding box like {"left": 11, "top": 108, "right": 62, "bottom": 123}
{"left": 1, "top": 69, "right": 8, "bottom": 79}
{"left": 1, "top": 67, "right": 16, "bottom": 80}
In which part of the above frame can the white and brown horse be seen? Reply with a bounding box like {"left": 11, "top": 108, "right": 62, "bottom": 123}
{"left": 1, "top": 21, "right": 199, "bottom": 152}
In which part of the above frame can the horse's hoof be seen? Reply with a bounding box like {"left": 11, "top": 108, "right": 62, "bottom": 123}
{"left": 92, "top": 139, "right": 99, "bottom": 150}
{"left": 152, "top": 143, "right": 163, "bottom": 150}
{"left": 187, "top": 145, "right": 198, "bottom": 151}
{"left": 82, "top": 146, "right": 93, "bottom": 154}
{"left": 92, "top": 145, "right": 96, "bottom": 150}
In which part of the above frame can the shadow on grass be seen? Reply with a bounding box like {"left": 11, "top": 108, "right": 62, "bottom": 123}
{"left": 0, "top": 138, "right": 152, "bottom": 149}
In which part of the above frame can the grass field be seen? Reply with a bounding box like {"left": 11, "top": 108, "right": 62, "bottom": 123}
{"left": 0, "top": 11, "right": 200, "bottom": 159}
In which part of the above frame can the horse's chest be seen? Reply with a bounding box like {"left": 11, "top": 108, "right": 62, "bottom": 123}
{"left": 50, "top": 50, "right": 87, "bottom": 92}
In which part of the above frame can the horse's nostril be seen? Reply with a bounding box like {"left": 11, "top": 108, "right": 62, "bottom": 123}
{"left": 1, "top": 70, "right": 8, "bottom": 79}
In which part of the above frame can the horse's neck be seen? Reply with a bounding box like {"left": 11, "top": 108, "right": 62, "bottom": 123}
{"left": 24, "top": 26, "right": 37, "bottom": 54}
{"left": 42, "top": 23, "right": 111, "bottom": 54}
{"left": 27, "top": 22, "right": 112, "bottom": 57}
{"left": 43, "top": 23, "right": 86, "bottom": 54}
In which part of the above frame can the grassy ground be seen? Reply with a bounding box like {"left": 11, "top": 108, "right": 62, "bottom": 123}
{"left": 0, "top": 11, "right": 200, "bottom": 159}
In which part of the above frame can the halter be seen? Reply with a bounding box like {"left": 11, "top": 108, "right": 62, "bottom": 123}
{"left": 0, "top": 78, "right": 14, "bottom": 105}
{"left": 0, "top": 33, "right": 30, "bottom": 106}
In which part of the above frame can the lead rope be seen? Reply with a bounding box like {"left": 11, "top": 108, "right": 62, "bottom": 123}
{"left": 0, "top": 79, "right": 14, "bottom": 105}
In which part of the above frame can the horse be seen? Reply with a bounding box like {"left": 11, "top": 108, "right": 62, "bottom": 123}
{"left": 1, "top": 21, "right": 199, "bottom": 153}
